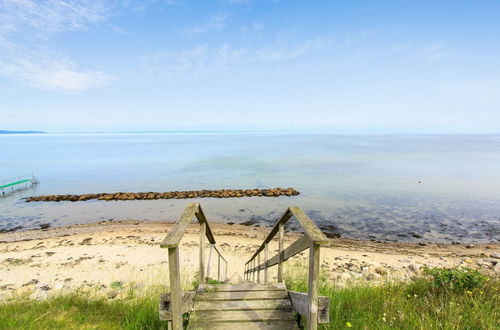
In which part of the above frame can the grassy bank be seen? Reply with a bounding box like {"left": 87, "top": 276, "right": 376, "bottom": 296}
{"left": 0, "top": 269, "right": 498, "bottom": 329}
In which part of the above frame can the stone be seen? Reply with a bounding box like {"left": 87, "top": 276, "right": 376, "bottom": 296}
{"left": 54, "top": 283, "right": 64, "bottom": 290}
{"left": 30, "top": 290, "right": 50, "bottom": 301}
{"left": 107, "top": 290, "right": 119, "bottom": 299}
{"left": 491, "top": 252, "right": 500, "bottom": 259}
{"left": 399, "top": 259, "right": 411, "bottom": 263}
{"left": 465, "top": 244, "right": 475, "bottom": 249}
{"left": 337, "top": 273, "right": 351, "bottom": 281}
{"left": 374, "top": 266, "right": 388, "bottom": 275}
{"left": 366, "top": 273, "right": 382, "bottom": 281}
{"left": 409, "top": 264, "right": 421, "bottom": 273}
{"left": 493, "top": 264, "right": 500, "bottom": 273}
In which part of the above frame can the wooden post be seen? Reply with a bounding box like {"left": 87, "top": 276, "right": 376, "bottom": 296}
{"left": 206, "top": 245, "right": 213, "bottom": 279}
{"left": 278, "top": 222, "right": 284, "bottom": 282}
{"left": 168, "top": 246, "right": 182, "bottom": 330}
{"left": 217, "top": 254, "right": 221, "bottom": 282}
{"left": 264, "top": 243, "right": 269, "bottom": 283}
{"left": 308, "top": 243, "right": 320, "bottom": 330}
{"left": 257, "top": 253, "right": 261, "bottom": 283}
{"left": 199, "top": 221, "right": 206, "bottom": 285}
{"left": 252, "top": 259, "right": 256, "bottom": 282}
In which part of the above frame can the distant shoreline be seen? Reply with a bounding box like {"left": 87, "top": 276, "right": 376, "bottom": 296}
{"left": 0, "top": 130, "right": 45, "bottom": 134}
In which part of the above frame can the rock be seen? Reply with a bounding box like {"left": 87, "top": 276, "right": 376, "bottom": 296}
{"left": 366, "top": 273, "right": 382, "bottom": 281}
{"left": 36, "top": 283, "right": 51, "bottom": 291}
{"left": 421, "top": 254, "right": 430, "bottom": 259}
{"left": 409, "top": 264, "right": 421, "bottom": 273}
{"left": 337, "top": 273, "right": 352, "bottom": 281}
{"left": 466, "top": 244, "right": 475, "bottom": 249}
{"left": 54, "top": 283, "right": 64, "bottom": 290}
{"left": 493, "top": 264, "right": 500, "bottom": 273}
{"left": 30, "top": 290, "right": 50, "bottom": 301}
{"left": 463, "top": 258, "right": 474, "bottom": 264}
{"left": 491, "top": 252, "right": 500, "bottom": 259}
{"left": 399, "top": 259, "right": 411, "bottom": 263}
{"left": 374, "top": 266, "right": 388, "bottom": 275}
{"left": 107, "top": 290, "right": 119, "bottom": 299}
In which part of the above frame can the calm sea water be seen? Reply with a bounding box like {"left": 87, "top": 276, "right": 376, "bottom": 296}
{"left": 1, "top": 133, "right": 499, "bottom": 243}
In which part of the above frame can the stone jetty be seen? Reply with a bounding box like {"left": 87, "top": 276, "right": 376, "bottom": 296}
{"left": 25, "top": 187, "right": 300, "bottom": 202}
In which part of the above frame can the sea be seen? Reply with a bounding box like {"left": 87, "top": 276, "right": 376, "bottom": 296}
{"left": 1, "top": 133, "right": 499, "bottom": 243}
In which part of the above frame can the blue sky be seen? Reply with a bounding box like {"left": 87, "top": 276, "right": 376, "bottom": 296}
{"left": 1, "top": 0, "right": 500, "bottom": 132}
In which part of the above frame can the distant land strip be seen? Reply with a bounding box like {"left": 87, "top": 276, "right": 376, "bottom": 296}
{"left": 25, "top": 188, "right": 300, "bottom": 202}
{"left": 0, "top": 130, "right": 45, "bottom": 134}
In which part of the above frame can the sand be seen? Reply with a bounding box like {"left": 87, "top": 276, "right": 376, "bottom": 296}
{"left": 0, "top": 220, "right": 498, "bottom": 300}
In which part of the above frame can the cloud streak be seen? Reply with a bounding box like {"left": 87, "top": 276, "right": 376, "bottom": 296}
{"left": 0, "top": 0, "right": 115, "bottom": 92}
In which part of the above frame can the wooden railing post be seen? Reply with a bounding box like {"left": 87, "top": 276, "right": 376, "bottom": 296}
{"left": 264, "top": 243, "right": 269, "bottom": 283}
{"left": 252, "top": 259, "right": 256, "bottom": 282}
{"left": 308, "top": 243, "right": 321, "bottom": 330}
{"left": 278, "top": 221, "right": 284, "bottom": 282}
{"left": 217, "top": 254, "right": 221, "bottom": 282}
{"left": 168, "top": 246, "right": 182, "bottom": 330}
{"left": 199, "top": 221, "right": 206, "bottom": 285}
{"left": 257, "top": 252, "right": 261, "bottom": 283}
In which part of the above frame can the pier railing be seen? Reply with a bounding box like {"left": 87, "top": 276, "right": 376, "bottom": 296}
{"left": 160, "top": 203, "right": 227, "bottom": 330}
{"left": 244, "top": 207, "right": 330, "bottom": 330}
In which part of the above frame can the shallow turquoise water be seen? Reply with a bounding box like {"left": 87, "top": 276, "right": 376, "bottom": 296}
{"left": 1, "top": 133, "right": 499, "bottom": 243}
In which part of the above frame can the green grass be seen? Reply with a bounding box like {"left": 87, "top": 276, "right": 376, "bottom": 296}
{"left": 0, "top": 268, "right": 498, "bottom": 329}
{"left": 0, "top": 293, "right": 162, "bottom": 329}
{"left": 285, "top": 267, "right": 500, "bottom": 329}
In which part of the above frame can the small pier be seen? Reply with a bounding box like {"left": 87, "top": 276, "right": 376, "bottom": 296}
{"left": 1, "top": 175, "right": 39, "bottom": 196}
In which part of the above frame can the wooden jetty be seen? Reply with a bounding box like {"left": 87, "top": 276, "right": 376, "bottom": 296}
{"left": 159, "top": 203, "right": 330, "bottom": 330}
{"left": 0, "top": 175, "right": 39, "bottom": 196}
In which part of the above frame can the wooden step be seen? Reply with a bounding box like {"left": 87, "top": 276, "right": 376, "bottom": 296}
{"left": 188, "top": 321, "right": 299, "bottom": 330}
{"left": 203, "top": 283, "right": 285, "bottom": 292}
{"left": 190, "top": 310, "right": 294, "bottom": 322}
{"left": 196, "top": 290, "right": 289, "bottom": 301}
{"left": 194, "top": 299, "right": 292, "bottom": 311}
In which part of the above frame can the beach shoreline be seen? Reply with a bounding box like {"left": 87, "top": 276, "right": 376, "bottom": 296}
{"left": 1, "top": 220, "right": 498, "bottom": 301}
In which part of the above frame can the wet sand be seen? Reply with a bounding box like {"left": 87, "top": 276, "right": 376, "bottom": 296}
{"left": 0, "top": 220, "right": 499, "bottom": 301}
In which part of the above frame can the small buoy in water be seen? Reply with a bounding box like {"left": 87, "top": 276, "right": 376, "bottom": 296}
{"left": 418, "top": 180, "right": 422, "bottom": 184}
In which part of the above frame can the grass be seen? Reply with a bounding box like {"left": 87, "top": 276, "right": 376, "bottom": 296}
{"left": 285, "top": 267, "right": 500, "bottom": 329}
{"left": 0, "top": 268, "right": 498, "bottom": 329}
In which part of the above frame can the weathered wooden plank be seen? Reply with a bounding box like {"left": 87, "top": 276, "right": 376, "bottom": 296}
{"left": 195, "top": 290, "right": 288, "bottom": 301}
{"left": 288, "top": 291, "right": 330, "bottom": 324}
{"left": 159, "top": 291, "right": 196, "bottom": 321}
{"left": 167, "top": 247, "right": 182, "bottom": 329}
{"left": 160, "top": 203, "right": 199, "bottom": 248}
{"left": 289, "top": 207, "right": 329, "bottom": 245}
{"left": 308, "top": 242, "right": 320, "bottom": 330}
{"left": 188, "top": 321, "right": 298, "bottom": 330}
{"left": 191, "top": 310, "right": 294, "bottom": 322}
{"left": 202, "top": 283, "right": 285, "bottom": 292}
{"left": 194, "top": 205, "right": 216, "bottom": 244}
{"left": 193, "top": 299, "right": 292, "bottom": 311}
{"left": 248, "top": 209, "right": 292, "bottom": 261}
{"left": 249, "top": 236, "right": 310, "bottom": 273}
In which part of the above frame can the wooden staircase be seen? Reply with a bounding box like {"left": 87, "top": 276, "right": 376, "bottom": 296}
{"left": 159, "top": 204, "right": 330, "bottom": 330}
{"left": 188, "top": 283, "right": 298, "bottom": 330}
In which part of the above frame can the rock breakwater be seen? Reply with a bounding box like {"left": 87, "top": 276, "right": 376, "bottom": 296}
{"left": 25, "top": 187, "right": 300, "bottom": 202}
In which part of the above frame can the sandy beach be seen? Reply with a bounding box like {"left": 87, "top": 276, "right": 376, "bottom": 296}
{"left": 1, "top": 220, "right": 498, "bottom": 301}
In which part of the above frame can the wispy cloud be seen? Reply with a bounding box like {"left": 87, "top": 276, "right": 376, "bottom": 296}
{"left": 187, "top": 14, "right": 227, "bottom": 34}
{"left": 140, "top": 36, "right": 333, "bottom": 75}
{"left": 0, "top": 0, "right": 115, "bottom": 92}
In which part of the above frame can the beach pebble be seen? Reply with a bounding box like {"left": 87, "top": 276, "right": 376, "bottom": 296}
{"left": 409, "top": 264, "right": 421, "bottom": 273}
{"left": 491, "top": 252, "right": 500, "bottom": 259}
{"left": 337, "top": 273, "right": 351, "bottom": 281}
{"left": 366, "top": 273, "right": 382, "bottom": 281}
{"left": 30, "top": 290, "right": 50, "bottom": 301}
{"left": 493, "top": 264, "right": 500, "bottom": 273}
{"left": 399, "top": 258, "right": 411, "bottom": 263}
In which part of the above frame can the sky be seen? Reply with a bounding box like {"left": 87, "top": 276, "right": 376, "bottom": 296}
{"left": 1, "top": 0, "right": 500, "bottom": 132}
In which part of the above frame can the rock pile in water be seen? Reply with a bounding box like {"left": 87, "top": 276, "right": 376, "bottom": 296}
{"left": 25, "top": 187, "right": 300, "bottom": 202}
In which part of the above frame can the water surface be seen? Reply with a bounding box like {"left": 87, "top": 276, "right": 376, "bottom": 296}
{"left": 1, "top": 133, "right": 499, "bottom": 243}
